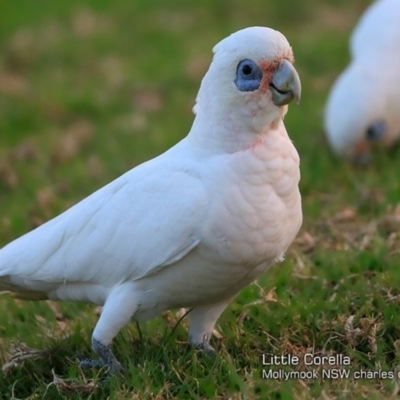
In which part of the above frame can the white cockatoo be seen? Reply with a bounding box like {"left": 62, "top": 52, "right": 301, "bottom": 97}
{"left": 324, "top": 0, "right": 400, "bottom": 163}
{"left": 0, "top": 27, "right": 302, "bottom": 373}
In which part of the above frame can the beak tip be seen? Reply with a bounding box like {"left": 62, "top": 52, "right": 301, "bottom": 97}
{"left": 270, "top": 60, "right": 301, "bottom": 107}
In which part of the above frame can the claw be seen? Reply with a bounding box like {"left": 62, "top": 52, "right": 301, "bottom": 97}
{"left": 80, "top": 338, "right": 124, "bottom": 375}
{"left": 194, "top": 333, "right": 216, "bottom": 356}
{"left": 79, "top": 359, "right": 104, "bottom": 369}
{"left": 197, "top": 341, "right": 216, "bottom": 356}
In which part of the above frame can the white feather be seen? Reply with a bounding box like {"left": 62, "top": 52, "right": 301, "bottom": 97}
{"left": 0, "top": 27, "right": 302, "bottom": 359}
{"left": 324, "top": 0, "right": 400, "bottom": 160}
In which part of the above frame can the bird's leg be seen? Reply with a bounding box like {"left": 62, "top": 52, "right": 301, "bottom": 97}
{"left": 79, "top": 283, "right": 138, "bottom": 374}
{"left": 188, "top": 299, "right": 230, "bottom": 356}
{"left": 197, "top": 333, "right": 215, "bottom": 356}
{"left": 80, "top": 338, "right": 123, "bottom": 374}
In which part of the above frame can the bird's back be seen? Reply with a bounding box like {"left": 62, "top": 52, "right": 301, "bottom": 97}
{"left": 351, "top": 0, "right": 400, "bottom": 60}
{"left": 0, "top": 140, "right": 209, "bottom": 303}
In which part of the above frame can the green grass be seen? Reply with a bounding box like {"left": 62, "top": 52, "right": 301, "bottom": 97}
{"left": 1, "top": 0, "right": 400, "bottom": 398}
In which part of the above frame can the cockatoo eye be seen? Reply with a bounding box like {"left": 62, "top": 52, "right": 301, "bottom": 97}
{"left": 235, "top": 59, "right": 262, "bottom": 92}
{"left": 365, "top": 120, "right": 386, "bottom": 142}
{"left": 242, "top": 64, "right": 253, "bottom": 75}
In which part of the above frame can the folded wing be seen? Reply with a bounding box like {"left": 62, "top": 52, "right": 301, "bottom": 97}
{"left": 0, "top": 152, "right": 208, "bottom": 297}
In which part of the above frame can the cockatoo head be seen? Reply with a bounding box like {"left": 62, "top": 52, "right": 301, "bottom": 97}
{"left": 191, "top": 27, "right": 301, "bottom": 148}
{"left": 324, "top": 65, "right": 388, "bottom": 164}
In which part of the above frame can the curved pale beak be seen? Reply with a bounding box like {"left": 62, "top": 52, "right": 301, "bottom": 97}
{"left": 270, "top": 59, "right": 301, "bottom": 106}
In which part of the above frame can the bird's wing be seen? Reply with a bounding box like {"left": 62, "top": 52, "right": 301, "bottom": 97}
{"left": 350, "top": 0, "right": 400, "bottom": 60}
{"left": 0, "top": 151, "right": 208, "bottom": 291}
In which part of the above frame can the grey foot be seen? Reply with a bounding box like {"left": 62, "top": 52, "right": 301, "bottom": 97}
{"left": 193, "top": 334, "right": 216, "bottom": 356}
{"left": 79, "top": 338, "right": 123, "bottom": 375}
{"left": 79, "top": 359, "right": 104, "bottom": 369}
{"left": 196, "top": 341, "right": 216, "bottom": 356}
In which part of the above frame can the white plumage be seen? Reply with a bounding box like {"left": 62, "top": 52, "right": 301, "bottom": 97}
{"left": 324, "top": 0, "right": 400, "bottom": 162}
{"left": 0, "top": 26, "right": 302, "bottom": 372}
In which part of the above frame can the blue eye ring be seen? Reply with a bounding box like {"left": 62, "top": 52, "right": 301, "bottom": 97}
{"left": 365, "top": 120, "right": 386, "bottom": 142}
{"left": 235, "top": 59, "right": 263, "bottom": 92}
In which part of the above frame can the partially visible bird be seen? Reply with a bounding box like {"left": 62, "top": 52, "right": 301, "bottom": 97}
{"left": 324, "top": 0, "right": 400, "bottom": 163}
{"left": 0, "top": 26, "right": 302, "bottom": 374}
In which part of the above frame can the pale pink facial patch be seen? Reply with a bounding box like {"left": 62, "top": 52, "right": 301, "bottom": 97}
{"left": 259, "top": 60, "right": 279, "bottom": 92}
{"left": 258, "top": 51, "right": 294, "bottom": 93}
{"left": 354, "top": 140, "right": 370, "bottom": 156}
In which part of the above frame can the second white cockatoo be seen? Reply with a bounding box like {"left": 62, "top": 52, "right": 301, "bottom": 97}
{"left": 324, "top": 0, "right": 400, "bottom": 163}
{"left": 0, "top": 26, "right": 302, "bottom": 373}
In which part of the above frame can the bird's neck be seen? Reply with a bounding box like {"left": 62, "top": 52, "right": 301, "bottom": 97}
{"left": 186, "top": 108, "right": 286, "bottom": 155}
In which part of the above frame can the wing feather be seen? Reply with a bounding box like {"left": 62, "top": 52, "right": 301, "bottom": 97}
{"left": 0, "top": 147, "right": 208, "bottom": 294}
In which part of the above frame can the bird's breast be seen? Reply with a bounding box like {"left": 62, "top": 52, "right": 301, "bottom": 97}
{"left": 199, "top": 129, "right": 302, "bottom": 269}
{"left": 130, "top": 130, "right": 302, "bottom": 314}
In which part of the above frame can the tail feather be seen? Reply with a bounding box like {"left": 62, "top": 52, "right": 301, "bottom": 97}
{"left": 0, "top": 276, "right": 49, "bottom": 300}
{"left": 0, "top": 275, "right": 20, "bottom": 292}
{"left": 9, "top": 291, "right": 48, "bottom": 300}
